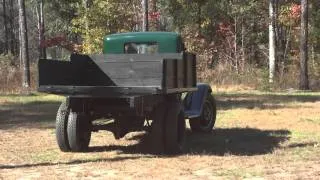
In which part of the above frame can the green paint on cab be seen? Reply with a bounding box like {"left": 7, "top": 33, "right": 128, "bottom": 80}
{"left": 103, "top": 32, "right": 184, "bottom": 54}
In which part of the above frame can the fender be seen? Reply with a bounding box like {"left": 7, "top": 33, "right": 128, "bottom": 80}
{"left": 183, "top": 83, "right": 212, "bottom": 118}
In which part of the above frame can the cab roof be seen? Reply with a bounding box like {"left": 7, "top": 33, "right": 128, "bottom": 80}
{"left": 103, "top": 32, "right": 182, "bottom": 54}
{"left": 105, "top": 31, "right": 179, "bottom": 39}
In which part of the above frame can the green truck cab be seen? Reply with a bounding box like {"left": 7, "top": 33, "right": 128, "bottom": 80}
{"left": 103, "top": 32, "right": 184, "bottom": 54}
{"left": 38, "top": 32, "right": 217, "bottom": 155}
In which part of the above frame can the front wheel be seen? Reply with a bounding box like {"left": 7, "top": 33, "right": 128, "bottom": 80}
{"left": 189, "top": 94, "right": 217, "bottom": 133}
{"left": 67, "top": 112, "right": 92, "bottom": 152}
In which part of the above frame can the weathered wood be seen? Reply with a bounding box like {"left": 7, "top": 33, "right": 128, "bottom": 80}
{"left": 38, "top": 53, "right": 197, "bottom": 97}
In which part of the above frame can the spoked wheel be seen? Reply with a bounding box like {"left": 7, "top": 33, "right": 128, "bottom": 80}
{"left": 67, "top": 111, "right": 92, "bottom": 152}
{"left": 189, "top": 94, "right": 217, "bottom": 133}
{"left": 56, "top": 101, "right": 71, "bottom": 152}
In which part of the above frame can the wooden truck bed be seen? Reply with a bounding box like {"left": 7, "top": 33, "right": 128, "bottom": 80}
{"left": 38, "top": 53, "right": 197, "bottom": 97}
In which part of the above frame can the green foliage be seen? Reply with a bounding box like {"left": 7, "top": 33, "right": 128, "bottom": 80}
{"left": 2, "top": 0, "right": 319, "bottom": 91}
{"left": 161, "top": 0, "right": 268, "bottom": 72}
{"left": 258, "top": 67, "right": 273, "bottom": 92}
{"left": 0, "top": 94, "right": 63, "bottom": 104}
{"left": 310, "top": 0, "right": 320, "bottom": 47}
{"left": 43, "top": 0, "right": 80, "bottom": 37}
{"left": 71, "top": 0, "right": 140, "bottom": 54}
{"left": 0, "top": 53, "right": 17, "bottom": 66}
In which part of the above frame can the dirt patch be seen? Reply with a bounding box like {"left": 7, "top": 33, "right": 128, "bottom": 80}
{"left": 0, "top": 93, "right": 320, "bottom": 179}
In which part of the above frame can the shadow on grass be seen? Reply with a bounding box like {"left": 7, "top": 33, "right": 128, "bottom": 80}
{"left": 0, "top": 156, "right": 142, "bottom": 169}
{"left": 0, "top": 101, "right": 60, "bottom": 130}
{"left": 0, "top": 128, "right": 292, "bottom": 169}
{"left": 3, "top": 127, "right": 317, "bottom": 170}
{"left": 1, "top": 93, "right": 319, "bottom": 129}
{"left": 186, "top": 128, "right": 290, "bottom": 155}
{"left": 89, "top": 128, "right": 291, "bottom": 156}
{"left": 216, "top": 94, "right": 320, "bottom": 110}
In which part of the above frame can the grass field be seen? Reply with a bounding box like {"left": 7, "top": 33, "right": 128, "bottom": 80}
{"left": 0, "top": 92, "right": 320, "bottom": 179}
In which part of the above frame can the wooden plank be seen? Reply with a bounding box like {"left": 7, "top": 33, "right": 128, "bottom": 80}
{"left": 185, "top": 53, "right": 196, "bottom": 87}
{"left": 90, "top": 53, "right": 183, "bottom": 63}
{"left": 177, "top": 59, "right": 185, "bottom": 88}
{"left": 111, "top": 78, "right": 162, "bottom": 87}
{"left": 164, "top": 59, "right": 175, "bottom": 88}
{"left": 94, "top": 61, "right": 162, "bottom": 79}
{"left": 38, "top": 85, "right": 162, "bottom": 97}
{"left": 39, "top": 53, "right": 197, "bottom": 96}
{"left": 38, "top": 59, "right": 75, "bottom": 85}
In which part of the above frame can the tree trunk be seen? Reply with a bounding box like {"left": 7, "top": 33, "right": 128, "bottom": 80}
{"left": 18, "top": 0, "right": 30, "bottom": 88}
{"left": 82, "top": 0, "right": 93, "bottom": 35}
{"left": 251, "top": 16, "right": 258, "bottom": 65}
{"left": 197, "top": 2, "right": 201, "bottom": 31}
{"left": 241, "top": 17, "right": 245, "bottom": 71}
{"left": 269, "top": 0, "right": 276, "bottom": 83}
{"left": 150, "top": 0, "right": 158, "bottom": 31}
{"left": 37, "top": 0, "right": 46, "bottom": 59}
{"left": 9, "top": 0, "right": 14, "bottom": 55}
{"left": 299, "top": 0, "right": 309, "bottom": 90}
{"left": 142, "top": 0, "right": 148, "bottom": 31}
{"left": 9, "top": 0, "right": 17, "bottom": 55}
{"left": 234, "top": 16, "right": 239, "bottom": 74}
{"left": 311, "top": 44, "right": 315, "bottom": 70}
{"left": 3, "top": 0, "right": 8, "bottom": 54}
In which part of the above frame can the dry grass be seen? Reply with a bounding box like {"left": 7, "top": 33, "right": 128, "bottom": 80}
{"left": 197, "top": 60, "right": 320, "bottom": 91}
{"left": 1, "top": 58, "right": 319, "bottom": 94}
{"left": 0, "top": 92, "right": 320, "bottom": 179}
{"left": 0, "top": 65, "right": 38, "bottom": 94}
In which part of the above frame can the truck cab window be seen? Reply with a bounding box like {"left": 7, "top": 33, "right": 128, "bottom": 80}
{"left": 124, "top": 42, "right": 158, "bottom": 54}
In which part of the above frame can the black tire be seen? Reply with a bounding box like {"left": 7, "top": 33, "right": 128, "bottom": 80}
{"left": 164, "top": 102, "right": 186, "bottom": 154}
{"left": 189, "top": 94, "right": 217, "bottom": 133}
{"left": 67, "top": 111, "right": 92, "bottom": 152}
{"left": 56, "top": 101, "right": 70, "bottom": 152}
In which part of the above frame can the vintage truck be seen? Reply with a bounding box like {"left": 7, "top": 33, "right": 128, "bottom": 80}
{"left": 38, "top": 32, "right": 216, "bottom": 154}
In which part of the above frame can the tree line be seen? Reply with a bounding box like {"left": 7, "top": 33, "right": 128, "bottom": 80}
{"left": 0, "top": 0, "right": 319, "bottom": 90}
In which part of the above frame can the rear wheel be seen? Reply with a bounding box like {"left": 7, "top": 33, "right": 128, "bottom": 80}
{"left": 56, "top": 101, "right": 71, "bottom": 152}
{"left": 149, "top": 99, "right": 186, "bottom": 155}
{"left": 164, "top": 102, "right": 186, "bottom": 154}
{"left": 67, "top": 111, "right": 92, "bottom": 152}
{"left": 149, "top": 103, "right": 166, "bottom": 154}
{"left": 189, "top": 94, "right": 217, "bottom": 133}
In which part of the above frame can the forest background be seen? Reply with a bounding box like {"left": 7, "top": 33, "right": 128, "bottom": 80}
{"left": 0, "top": 0, "right": 319, "bottom": 93}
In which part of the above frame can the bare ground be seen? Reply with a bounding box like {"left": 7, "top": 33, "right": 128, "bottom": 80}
{"left": 0, "top": 93, "right": 320, "bottom": 179}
